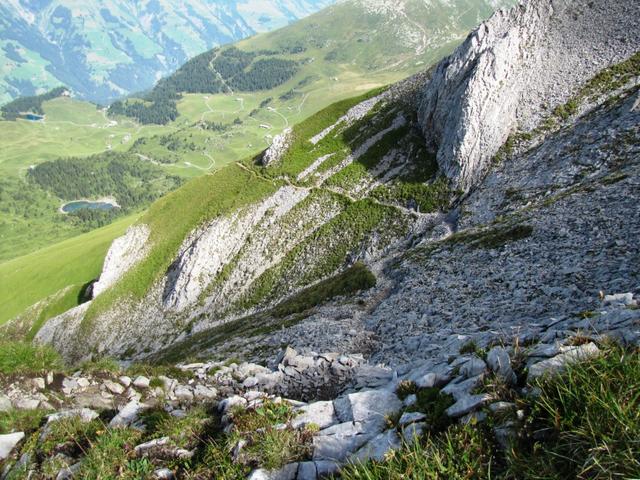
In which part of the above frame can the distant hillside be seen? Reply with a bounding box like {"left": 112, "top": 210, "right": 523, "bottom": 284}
{"left": 0, "top": 0, "right": 335, "bottom": 105}
{"left": 113, "top": 0, "right": 516, "bottom": 124}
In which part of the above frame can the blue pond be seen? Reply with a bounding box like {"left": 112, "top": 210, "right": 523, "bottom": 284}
{"left": 62, "top": 201, "right": 117, "bottom": 213}
{"left": 24, "top": 114, "right": 44, "bottom": 121}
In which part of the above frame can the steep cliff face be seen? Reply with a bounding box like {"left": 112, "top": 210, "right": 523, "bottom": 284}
{"left": 418, "top": 0, "right": 640, "bottom": 190}
{"left": 91, "top": 226, "right": 150, "bottom": 298}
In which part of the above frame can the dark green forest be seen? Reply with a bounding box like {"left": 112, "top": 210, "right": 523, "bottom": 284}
{"left": 27, "top": 152, "right": 183, "bottom": 209}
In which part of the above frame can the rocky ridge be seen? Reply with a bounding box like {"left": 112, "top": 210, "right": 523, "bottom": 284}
{"left": 418, "top": 0, "right": 640, "bottom": 190}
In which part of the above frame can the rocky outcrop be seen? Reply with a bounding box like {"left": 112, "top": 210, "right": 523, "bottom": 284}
{"left": 92, "top": 225, "right": 151, "bottom": 298}
{"left": 163, "top": 186, "right": 310, "bottom": 311}
{"left": 261, "top": 128, "right": 292, "bottom": 166}
{"left": 418, "top": 0, "right": 640, "bottom": 190}
{"left": 310, "top": 94, "right": 385, "bottom": 145}
{"left": 3, "top": 298, "right": 638, "bottom": 478}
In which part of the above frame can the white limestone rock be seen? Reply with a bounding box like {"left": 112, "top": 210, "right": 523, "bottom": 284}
{"left": 446, "top": 394, "right": 492, "bottom": 418}
{"left": 261, "top": 128, "right": 292, "bottom": 166}
{"left": 292, "top": 401, "right": 337, "bottom": 430}
{"left": 47, "top": 409, "right": 99, "bottom": 424}
{"left": 248, "top": 463, "right": 298, "bottom": 480}
{"left": 92, "top": 225, "right": 151, "bottom": 298}
{"left": 603, "top": 293, "right": 635, "bottom": 306}
{"left": 109, "top": 400, "right": 142, "bottom": 427}
{"left": 350, "top": 429, "right": 400, "bottom": 463}
{"left": 418, "top": 0, "right": 640, "bottom": 190}
{"left": 528, "top": 343, "right": 600, "bottom": 381}
{"left": 0, "top": 432, "right": 24, "bottom": 460}
{"left": 486, "top": 347, "right": 517, "bottom": 384}
{"left": 103, "top": 380, "right": 125, "bottom": 395}
{"left": 133, "top": 376, "right": 150, "bottom": 389}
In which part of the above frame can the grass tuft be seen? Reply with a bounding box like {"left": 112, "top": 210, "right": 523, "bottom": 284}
{"left": 271, "top": 262, "right": 376, "bottom": 318}
{"left": 509, "top": 346, "right": 640, "bottom": 479}
{"left": 341, "top": 424, "right": 496, "bottom": 480}
{"left": 0, "top": 409, "right": 49, "bottom": 435}
{"left": 0, "top": 341, "right": 64, "bottom": 375}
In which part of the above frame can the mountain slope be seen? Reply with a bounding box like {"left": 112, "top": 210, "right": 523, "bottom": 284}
{"left": 1, "top": 1, "right": 638, "bottom": 478}
{"left": 114, "top": 0, "right": 514, "bottom": 125}
{"left": 0, "top": 0, "right": 335, "bottom": 105}
{"left": 0, "top": 0, "right": 512, "bottom": 315}
{"left": 27, "top": 0, "right": 640, "bottom": 364}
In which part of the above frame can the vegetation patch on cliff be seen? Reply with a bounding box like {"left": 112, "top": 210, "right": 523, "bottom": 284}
{"left": 255, "top": 87, "right": 386, "bottom": 179}
{"left": 233, "top": 198, "right": 404, "bottom": 314}
{"left": 271, "top": 261, "right": 376, "bottom": 318}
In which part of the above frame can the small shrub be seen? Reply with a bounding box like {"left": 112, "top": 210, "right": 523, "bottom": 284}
{"left": 188, "top": 440, "right": 248, "bottom": 479}
{"left": 80, "top": 356, "right": 121, "bottom": 374}
{"left": 149, "top": 377, "right": 164, "bottom": 389}
{"left": 271, "top": 262, "right": 376, "bottom": 318}
{"left": 407, "top": 388, "right": 455, "bottom": 434}
{"left": 39, "top": 417, "right": 102, "bottom": 457}
{"left": 154, "top": 406, "right": 213, "bottom": 449}
{"left": 78, "top": 427, "right": 143, "bottom": 479}
{"left": 395, "top": 380, "right": 418, "bottom": 400}
{"left": 0, "top": 409, "right": 49, "bottom": 435}
{"left": 243, "top": 427, "right": 312, "bottom": 470}
{"left": 459, "top": 340, "right": 485, "bottom": 357}
{"left": 137, "top": 407, "right": 172, "bottom": 435}
{"left": 446, "top": 224, "right": 534, "bottom": 250}
{"left": 231, "top": 400, "right": 294, "bottom": 432}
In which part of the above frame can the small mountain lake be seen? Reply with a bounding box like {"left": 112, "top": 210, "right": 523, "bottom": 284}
{"left": 61, "top": 200, "right": 118, "bottom": 213}
{"left": 23, "top": 114, "right": 44, "bottom": 121}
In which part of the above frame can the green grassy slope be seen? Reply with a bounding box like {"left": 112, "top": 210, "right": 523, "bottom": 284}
{"left": 84, "top": 164, "right": 280, "bottom": 327}
{"left": 0, "top": 97, "right": 172, "bottom": 178}
{"left": 0, "top": 214, "right": 138, "bottom": 325}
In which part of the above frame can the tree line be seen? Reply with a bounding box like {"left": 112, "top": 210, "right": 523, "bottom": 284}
{"left": 108, "top": 46, "right": 299, "bottom": 125}
{"left": 27, "top": 151, "right": 182, "bottom": 209}
{"left": 1, "top": 87, "right": 68, "bottom": 120}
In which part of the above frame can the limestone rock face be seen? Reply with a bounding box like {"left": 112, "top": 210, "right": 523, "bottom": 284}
{"left": 162, "top": 186, "right": 309, "bottom": 312}
{"left": 92, "top": 225, "right": 151, "bottom": 298}
{"left": 0, "top": 432, "right": 24, "bottom": 460}
{"left": 261, "top": 128, "right": 292, "bottom": 166}
{"left": 418, "top": 0, "right": 640, "bottom": 191}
